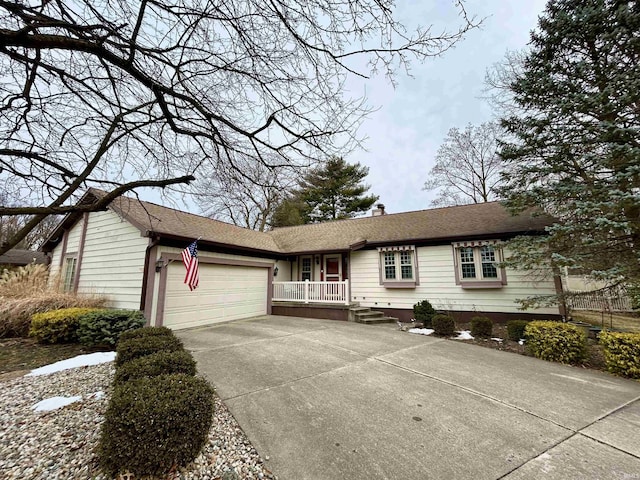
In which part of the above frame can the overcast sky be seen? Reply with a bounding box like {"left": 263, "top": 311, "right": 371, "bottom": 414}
{"left": 138, "top": 0, "right": 548, "bottom": 218}
{"left": 347, "top": 0, "right": 547, "bottom": 214}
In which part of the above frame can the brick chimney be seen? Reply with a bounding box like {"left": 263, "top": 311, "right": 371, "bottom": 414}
{"left": 372, "top": 203, "right": 386, "bottom": 216}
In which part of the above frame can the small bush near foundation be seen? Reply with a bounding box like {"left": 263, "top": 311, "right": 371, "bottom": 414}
{"left": 432, "top": 314, "right": 456, "bottom": 337}
{"left": 118, "top": 326, "right": 174, "bottom": 344}
{"left": 29, "top": 307, "right": 104, "bottom": 343}
{"left": 98, "top": 374, "right": 214, "bottom": 477}
{"left": 413, "top": 300, "right": 436, "bottom": 326}
{"left": 77, "top": 309, "right": 146, "bottom": 347}
{"left": 115, "top": 335, "right": 183, "bottom": 367}
{"left": 114, "top": 350, "right": 197, "bottom": 385}
{"left": 599, "top": 331, "right": 640, "bottom": 379}
{"left": 470, "top": 316, "right": 493, "bottom": 338}
{"left": 524, "top": 321, "right": 586, "bottom": 364}
{"left": 507, "top": 320, "right": 529, "bottom": 341}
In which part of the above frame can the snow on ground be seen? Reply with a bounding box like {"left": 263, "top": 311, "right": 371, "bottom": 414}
{"left": 408, "top": 328, "right": 435, "bottom": 336}
{"left": 25, "top": 352, "right": 116, "bottom": 377}
{"left": 518, "top": 339, "right": 526, "bottom": 345}
{"left": 32, "top": 395, "right": 82, "bottom": 412}
{"left": 491, "top": 337, "right": 503, "bottom": 343}
{"left": 453, "top": 330, "right": 474, "bottom": 340}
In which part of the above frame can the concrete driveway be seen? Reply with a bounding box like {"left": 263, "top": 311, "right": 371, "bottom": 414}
{"left": 177, "top": 315, "right": 640, "bottom": 480}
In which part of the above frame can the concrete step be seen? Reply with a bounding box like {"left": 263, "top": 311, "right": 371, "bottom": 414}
{"left": 354, "top": 311, "right": 385, "bottom": 319}
{"left": 355, "top": 316, "right": 398, "bottom": 325}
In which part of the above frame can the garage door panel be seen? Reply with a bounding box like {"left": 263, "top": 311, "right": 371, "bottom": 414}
{"left": 163, "top": 263, "right": 268, "bottom": 329}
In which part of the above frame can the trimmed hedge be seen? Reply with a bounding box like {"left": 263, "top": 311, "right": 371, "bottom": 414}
{"left": 507, "top": 320, "right": 529, "bottom": 341}
{"left": 98, "top": 374, "right": 214, "bottom": 477}
{"left": 77, "top": 309, "right": 146, "bottom": 347}
{"left": 432, "top": 314, "right": 456, "bottom": 337}
{"left": 29, "top": 307, "right": 104, "bottom": 344}
{"left": 470, "top": 316, "right": 493, "bottom": 338}
{"left": 115, "top": 335, "right": 184, "bottom": 367}
{"left": 599, "top": 331, "right": 640, "bottom": 379}
{"left": 114, "top": 350, "right": 197, "bottom": 385}
{"left": 524, "top": 321, "right": 587, "bottom": 364}
{"left": 413, "top": 300, "right": 436, "bottom": 326}
{"left": 118, "top": 326, "right": 174, "bottom": 344}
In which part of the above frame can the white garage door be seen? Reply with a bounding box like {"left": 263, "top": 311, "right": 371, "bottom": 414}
{"left": 163, "top": 262, "right": 269, "bottom": 329}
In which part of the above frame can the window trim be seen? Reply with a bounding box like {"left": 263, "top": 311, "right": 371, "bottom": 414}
{"left": 299, "top": 255, "right": 313, "bottom": 281}
{"left": 452, "top": 241, "right": 507, "bottom": 289}
{"left": 377, "top": 245, "right": 419, "bottom": 288}
{"left": 62, "top": 254, "right": 78, "bottom": 293}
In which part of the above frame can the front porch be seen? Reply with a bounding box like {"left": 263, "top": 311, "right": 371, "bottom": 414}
{"left": 271, "top": 280, "right": 397, "bottom": 324}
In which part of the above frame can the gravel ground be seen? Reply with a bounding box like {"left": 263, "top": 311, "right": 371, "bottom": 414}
{"left": 0, "top": 361, "right": 276, "bottom": 480}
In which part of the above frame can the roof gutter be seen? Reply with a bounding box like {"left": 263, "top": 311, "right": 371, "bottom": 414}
{"left": 140, "top": 235, "right": 161, "bottom": 315}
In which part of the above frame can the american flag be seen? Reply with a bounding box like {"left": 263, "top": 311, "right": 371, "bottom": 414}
{"left": 181, "top": 240, "right": 199, "bottom": 291}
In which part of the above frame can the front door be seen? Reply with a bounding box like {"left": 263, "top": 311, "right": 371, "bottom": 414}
{"left": 324, "top": 254, "right": 342, "bottom": 282}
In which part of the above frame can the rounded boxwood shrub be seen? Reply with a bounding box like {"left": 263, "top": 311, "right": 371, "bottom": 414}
{"left": 524, "top": 321, "right": 587, "bottom": 364}
{"left": 432, "top": 314, "right": 456, "bottom": 337}
{"left": 470, "top": 316, "right": 493, "bottom": 338}
{"left": 599, "top": 331, "right": 640, "bottom": 379}
{"left": 413, "top": 300, "right": 436, "bottom": 327}
{"left": 114, "top": 350, "right": 197, "bottom": 385}
{"left": 77, "top": 309, "right": 146, "bottom": 347}
{"left": 98, "top": 374, "right": 214, "bottom": 477}
{"left": 29, "top": 307, "right": 104, "bottom": 344}
{"left": 507, "top": 320, "right": 529, "bottom": 341}
{"left": 115, "top": 334, "right": 184, "bottom": 367}
{"left": 118, "top": 326, "right": 174, "bottom": 344}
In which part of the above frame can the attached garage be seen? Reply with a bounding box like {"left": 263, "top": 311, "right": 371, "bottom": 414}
{"left": 160, "top": 258, "right": 272, "bottom": 330}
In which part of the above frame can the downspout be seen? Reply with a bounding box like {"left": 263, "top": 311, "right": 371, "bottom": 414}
{"left": 140, "top": 235, "right": 161, "bottom": 315}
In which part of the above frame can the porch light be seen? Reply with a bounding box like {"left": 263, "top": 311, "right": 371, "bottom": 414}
{"left": 315, "top": 256, "right": 320, "bottom": 265}
{"left": 155, "top": 259, "right": 164, "bottom": 272}
{"left": 273, "top": 266, "right": 279, "bottom": 277}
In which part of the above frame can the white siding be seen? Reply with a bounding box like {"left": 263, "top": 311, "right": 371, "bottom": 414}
{"left": 49, "top": 240, "right": 63, "bottom": 280}
{"left": 350, "top": 246, "right": 559, "bottom": 315}
{"left": 47, "top": 216, "right": 84, "bottom": 285}
{"left": 76, "top": 210, "right": 148, "bottom": 309}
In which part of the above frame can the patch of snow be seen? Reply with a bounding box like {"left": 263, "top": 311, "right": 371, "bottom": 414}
{"left": 25, "top": 352, "right": 116, "bottom": 377}
{"left": 452, "top": 330, "right": 474, "bottom": 340}
{"left": 91, "top": 391, "right": 105, "bottom": 400}
{"left": 518, "top": 339, "right": 525, "bottom": 345}
{"left": 408, "top": 328, "right": 435, "bottom": 336}
{"left": 491, "top": 337, "right": 503, "bottom": 343}
{"left": 32, "top": 395, "right": 82, "bottom": 412}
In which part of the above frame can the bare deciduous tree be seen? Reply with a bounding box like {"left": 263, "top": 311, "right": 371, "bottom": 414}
{"left": 194, "top": 157, "right": 294, "bottom": 232}
{"left": 0, "top": 0, "right": 479, "bottom": 255}
{"left": 423, "top": 122, "right": 505, "bottom": 206}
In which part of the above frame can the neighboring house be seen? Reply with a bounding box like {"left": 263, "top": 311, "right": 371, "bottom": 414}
{"left": 41, "top": 189, "right": 563, "bottom": 329}
{"left": 0, "top": 249, "right": 48, "bottom": 269}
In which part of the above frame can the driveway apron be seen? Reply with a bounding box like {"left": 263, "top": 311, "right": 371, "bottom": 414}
{"left": 178, "top": 315, "right": 640, "bottom": 480}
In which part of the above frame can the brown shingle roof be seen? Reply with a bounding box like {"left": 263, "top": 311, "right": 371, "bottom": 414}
{"left": 0, "top": 249, "right": 48, "bottom": 266}
{"left": 44, "top": 189, "right": 551, "bottom": 255}
{"left": 268, "top": 202, "right": 551, "bottom": 253}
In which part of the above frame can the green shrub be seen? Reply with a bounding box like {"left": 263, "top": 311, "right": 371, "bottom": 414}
{"left": 432, "top": 314, "right": 456, "bottom": 337}
{"left": 1, "top": 294, "right": 107, "bottom": 338}
{"left": 118, "top": 326, "right": 174, "bottom": 344}
{"left": 98, "top": 374, "right": 214, "bottom": 477}
{"left": 470, "top": 316, "right": 493, "bottom": 338}
{"left": 507, "top": 320, "right": 529, "bottom": 341}
{"left": 413, "top": 300, "right": 436, "bottom": 326}
{"left": 115, "top": 334, "right": 184, "bottom": 367}
{"left": 76, "top": 309, "right": 146, "bottom": 347}
{"left": 599, "top": 331, "right": 640, "bottom": 379}
{"left": 524, "top": 321, "right": 587, "bottom": 364}
{"left": 114, "top": 350, "right": 197, "bottom": 385}
{"left": 29, "top": 307, "right": 104, "bottom": 343}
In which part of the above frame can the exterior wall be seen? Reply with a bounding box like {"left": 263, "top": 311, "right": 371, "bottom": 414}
{"left": 48, "top": 216, "right": 84, "bottom": 285}
{"left": 274, "top": 259, "right": 292, "bottom": 282}
{"left": 350, "top": 246, "right": 560, "bottom": 316}
{"left": 75, "top": 210, "right": 148, "bottom": 309}
{"left": 49, "top": 240, "right": 63, "bottom": 279}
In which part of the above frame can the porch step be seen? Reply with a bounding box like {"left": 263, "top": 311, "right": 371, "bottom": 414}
{"left": 349, "top": 306, "right": 397, "bottom": 325}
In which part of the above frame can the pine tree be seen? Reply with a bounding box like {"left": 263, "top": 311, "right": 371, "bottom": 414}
{"left": 499, "top": 0, "right": 640, "bottom": 294}
{"left": 270, "top": 157, "right": 379, "bottom": 226}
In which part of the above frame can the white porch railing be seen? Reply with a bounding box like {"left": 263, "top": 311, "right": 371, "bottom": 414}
{"left": 273, "top": 280, "right": 349, "bottom": 305}
{"left": 566, "top": 287, "right": 634, "bottom": 312}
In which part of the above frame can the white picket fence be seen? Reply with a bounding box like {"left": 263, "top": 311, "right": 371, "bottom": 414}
{"left": 566, "top": 287, "right": 633, "bottom": 312}
{"left": 273, "top": 280, "right": 349, "bottom": 305}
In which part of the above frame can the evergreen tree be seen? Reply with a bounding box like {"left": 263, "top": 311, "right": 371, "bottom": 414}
{"left": 499, "top": 0, "right": 640, "bottom": 297}
{"left": 270, "top": 157, "right": 379, "bottom": 226}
